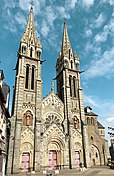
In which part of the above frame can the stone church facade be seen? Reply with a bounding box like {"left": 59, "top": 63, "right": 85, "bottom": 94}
{"left": 7, "top": 7, "right": 109, "bottom": 174}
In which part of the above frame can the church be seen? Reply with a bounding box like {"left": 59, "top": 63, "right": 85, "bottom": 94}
{"left": 7, "top": 7, "right": 109, "bottom": 174}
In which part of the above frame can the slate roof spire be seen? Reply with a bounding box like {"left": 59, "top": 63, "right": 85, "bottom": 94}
{"left": 61, "top": 21, "right": 72, "bottom": 58}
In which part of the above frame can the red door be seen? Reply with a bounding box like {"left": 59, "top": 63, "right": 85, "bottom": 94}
{"left": 21, "top": 152, "right": 30, "bottom": 172}
{"left": 49, "top": 150, "right": 57, "bottom": 170}
{"left": 75, "top": 151, "right": 80, "bottom": 168}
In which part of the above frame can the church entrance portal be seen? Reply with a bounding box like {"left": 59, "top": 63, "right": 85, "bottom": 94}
{"left": 75, "top": 151, "right": 80, "bottom": 168}
{"left": 49, "top": 150, "right": 57, "bottom": 170}
{"left": 21, "top": 152, "right": 30, "bottom": 172}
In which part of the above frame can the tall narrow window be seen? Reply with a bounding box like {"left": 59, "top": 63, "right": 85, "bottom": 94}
{"left": 36, "top": 51, "right": 41, "bottom": 59}
{"left": 91, "top": 117, "right": 94, "bottom": 125}
{"left": 22, "top": 46, "right": 26, "bottom": 54}
{"left": 87, "top": 117, "right": 91, "bottom": 125}
{"left": 69, "top": 75, "right": 72, "bottom": 97}
{"left": 31, "top": 65, "right": 35, "bottom": 90}
{"left": 22, "top": 46, "right": 24, "bottom": 53}
{"left": 73, "top": 76, "right": 76, "bottom": 97}
{"left": 30, "top": 47, "right": 33, "bottom": 57}
{"left": 25, "top": 64, "right": 29, "bottom": 89}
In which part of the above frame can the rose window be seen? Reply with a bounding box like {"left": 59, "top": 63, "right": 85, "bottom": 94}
{"left": 45, "top": 115, "right": 61, "bottom": 129}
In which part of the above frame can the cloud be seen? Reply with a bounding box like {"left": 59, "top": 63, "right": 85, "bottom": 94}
{"left": 94, "top": 31, "right": 108, "bottom": 42}
{"left": 85, "top": 29, "right": 92, "bottom": 37}
{"left": 3, "top": 0, "right": 16, "bottom": 9}
{"left": 102, "top": 0, "right": 114, "bottom": 5}
{"left": 19, "top": 0, "right": 46, "bottom": 15}
{"left": 44, "top": 6, "right": 56, "bottom": 27}
{"left": 14, "top": 13, "right": 27, "bottom": 29}
{"left": 84, "top": 95, "right": 99, "bottom": 107}
{"left": 94, "top": 12, "right": 114, "bottom": 43}
{"left": 2, "top": 6, "right": 17, "bottom": 34}
{"left": 66, "top": 0, "right": 78, "bottom": 10}
{"left": 95, "top": 13, "right": 105, "bottom": 28}
{"left": 84, "top": 46, "right": 114, "bottom": 79}
{"left": 84, "top": 41, "right": 101, "bottom": 56}
{"left": 106, "top": 117, "right": 114, "bottom": 123}
{"left": 82, "top": 0, "right": 95, "bottom": 8}
{"left": 56, "top": 6, "right": 70, "bottom": 19}
{"left": 41, "top": 20, "right": 50, "bottom": 38}
{"left": 84, "top": 94, "right": 114, "bottom": 122}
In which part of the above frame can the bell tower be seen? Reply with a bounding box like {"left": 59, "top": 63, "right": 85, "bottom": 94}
{"left": 8, "top": 7, "right": 42, "bottom": 173}
{"left": 56, "top": 21, "right": 85, "bottom": 130}
{"left": 56, "top": 22, "right": 86, "bottom": 168}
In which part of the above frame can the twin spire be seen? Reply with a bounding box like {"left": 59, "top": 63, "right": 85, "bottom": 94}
{"left": 20, "top": 6, "right": 42, "bottom": 56}
{"left": 61, "top": 22, "right": 72, "bottom": 58}
{"left": 20, "top": 7, "right": 78, "bottom": 64}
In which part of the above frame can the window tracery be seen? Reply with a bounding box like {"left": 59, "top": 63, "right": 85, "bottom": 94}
{"left": 45, "top": 115, "right": 61, "bottom": 129}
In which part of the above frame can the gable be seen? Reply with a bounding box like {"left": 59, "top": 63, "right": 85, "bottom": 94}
{"left": 42, "top": 92, "right": 64, "bottom": 114}
{"left": 43, "top": 123, "right": 65, "bottom": 143}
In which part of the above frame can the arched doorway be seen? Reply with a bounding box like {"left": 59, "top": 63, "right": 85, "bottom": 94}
{"left": 47, "top": 140, "right": 64, "bottom": 170}
{"left": 74, "top": 142, "right": 82, "bottom": 169}
{"left": 89, "top": 145, "right": 101, "bottom": 167}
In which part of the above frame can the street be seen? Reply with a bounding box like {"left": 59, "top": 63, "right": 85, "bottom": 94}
{"left": 7, "top": 166, "right": 114, "bottom": 176}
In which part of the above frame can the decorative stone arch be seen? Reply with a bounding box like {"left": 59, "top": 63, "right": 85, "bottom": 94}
{"left": 72, "top": 116, "right": 79, "bottom": 129}
{"left": 43, "top": 112, "right": 63, "bottom": 130}
{"left": 74, "top": 142, "right": 82, "bottom": 150}
{"left": 47, "top": 137, "right": 65, "bottom": 151}
{"left": 43, "top": 137, "right": 65, "bottom": 170}
{"left": 89, "top": 144, "right": 101, "bottom": 166}
{"left": 22, "top": 110, "right": 33, "bottom": 126}
{"left": 45, "top": 114, "right": 61, "bottom": 129}
{"left": 20, "top": 142, "right": 33, "bottom": 171}
{"left": 73, "top": 142, "right": 83, "bottom": 168}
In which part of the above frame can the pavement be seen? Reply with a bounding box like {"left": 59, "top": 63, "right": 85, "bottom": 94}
{"left": 7, "top": 166, "right": 114, "bottom": 176}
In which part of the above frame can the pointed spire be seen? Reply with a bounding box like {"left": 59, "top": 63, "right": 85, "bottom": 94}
{"left": 61, "top": 21, "right": 72, "bottom": 58}
{"left": 25, "top": 6, "right": 36, "bottom": 40}
{"left": 20, "top": 6, "right": 36, "bottom": 44}
{"left": 20, "top": 7, "right": 42, "bottom": 59}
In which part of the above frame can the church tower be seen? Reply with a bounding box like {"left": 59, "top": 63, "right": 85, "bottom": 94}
{"left": 56, "top": 22, "right": 86, "bottom": 167}
{"left": 7, "top": 7, "right": 42, "bottom": 173}
{"left": 56, "top": 22, "right": 85, "bottom": 131}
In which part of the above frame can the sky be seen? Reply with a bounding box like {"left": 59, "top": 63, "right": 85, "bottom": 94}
{"left": 0, "top": 0, "right": 114, "bottom": 141}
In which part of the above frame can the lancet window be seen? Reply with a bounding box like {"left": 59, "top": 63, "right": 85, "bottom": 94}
{"left": 22, "top": 45, "right": 26, "bottom": 54}
{"left": 30, "top": 47, "right": 33, "bottom": 57}
{"left": 31, "top": 65, "right": 35, "bottom": 90}
{"left": 71, "top": 60, "right": 73, "bottom": 69}
{"left": 25, "top": 64, "right": 29, "bottom": 89}
{"left": 69, "top": 75, "right": 72, "bottom": 97}
{"left": 73, "top": 76, "right": 76, "bottom": 97}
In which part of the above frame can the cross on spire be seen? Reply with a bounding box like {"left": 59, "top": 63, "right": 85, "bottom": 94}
{"left": 29, "top": 0, "right": 34, "bottom": 8}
